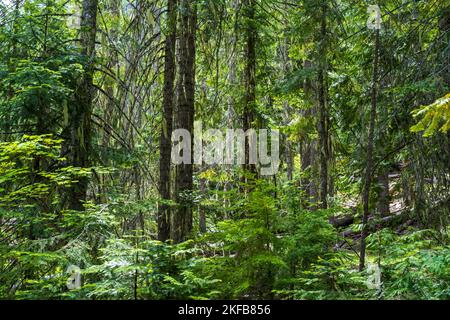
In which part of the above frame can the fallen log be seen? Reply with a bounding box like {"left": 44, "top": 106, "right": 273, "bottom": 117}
{"left": 339, "top": 210, "right": 412, "bottom": 239}
{"left": 329, "top": 215, "right": 355, "bottom": 228}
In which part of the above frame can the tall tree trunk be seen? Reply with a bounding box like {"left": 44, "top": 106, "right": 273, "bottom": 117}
{"left": 317, "top": 2, "right": 329, "bottom": 209}
{"left": 62, "top": 0, "right": 98, "bottom": 211}
{"left": 172, "top": 0, "right": 196, "bottom": 243}
{"left": 158, "top": 0, "right": 177, "bottom": 242}
{"left": 242, "top": 0, "right": 257, "bottom": 178}
{"left": 280, "top": 31, "right": 293, "bottom": 181}
{"left": 359, "top": 28, "right": 380, "bottom": 272}
{"left": 377, "top": 170, "right": 390, "bottom": 217}
{"left": 198, "top": 178, "right": 207, "bottom": 233}
{"left": 101, "top": 0, "right": 120, "bottom": 150}
{"left": 301, "top": 60, "right": 318, "bottom": 208}
{"left": 328, "top": 138, "right": 335, "bottom": 199}
{"left": 98, "top": 0, "right": 120, "bottom": 205}
{"left": 284, "top": 108, "right": 294, "bottom": 181}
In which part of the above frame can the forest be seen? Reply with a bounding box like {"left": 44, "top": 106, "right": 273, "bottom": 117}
{"left": 0, "top": 0, "right": 449, "bottom": 300}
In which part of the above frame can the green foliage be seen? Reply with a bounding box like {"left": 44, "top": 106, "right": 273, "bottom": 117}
{"left": 411, "top": 94, "right": 450, "bottom": 137}
{"left": 0, "top": 135, "right": 89, "bottom": 204}
{"left": 0, "top": 135, "right": 101, "bottom": 299}
{"left": 83, "top": 240, "right": 221, "bottom": 300}
{"left": 0, "top": 0, "right": 82, "bottom": 135}
{"left": 199, "top": 179, "right": 285, "bottom": 299}
{"left": 276, "top": 252, "right": 370, "bottom": 300}
{"left": 280, "top": 208, "right": 336, "bottom": 270}
{"left": 367, "top": 229, "right": 450, "bottom": 300}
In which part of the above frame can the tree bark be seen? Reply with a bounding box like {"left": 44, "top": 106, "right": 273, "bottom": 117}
{"left": 242, "top": 0, "right": 257, "bottom": 178}
{"left": 158, "top": 0, "right": 177, "bottom": 242}
{"left": 172, "top": 0, "right": 196, "bottom": 243}
{"left": 317, "top": 2, "right": 329, "bottom": 209}
{"left": 199, "top": 178, "right": 207, "bottom": 234}
{"left": 62, "top": 0, "right": 98, "bottom": 211}
{"left": 359, "top": 28, "right": 380, "bottom": 272}
{"left": 301, "top": 60, "right": 318, "bottom": 208}
{"left": 377, "top": 170, "right": 390, "bottom": 217}
{"left": 280, "top": 33, "right": 293, "bottom": 181}
{"left": 101, "top": 0, "right": 120, "bottom": 151}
